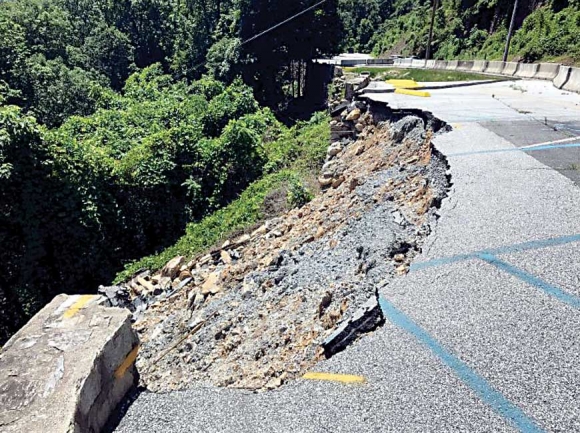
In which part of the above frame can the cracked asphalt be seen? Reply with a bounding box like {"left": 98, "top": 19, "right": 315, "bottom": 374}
{"left": 113, "top": 80, "right": 580, "bottom": 432}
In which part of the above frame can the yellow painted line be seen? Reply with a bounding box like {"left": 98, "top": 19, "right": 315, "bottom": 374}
{"left": 115, "top": 345, "right": 139, "bottom": 379}
{"left": 62, "top": 295, "right": 97, "bottom": 319}
{"left": 395, "top": 88, "right": 431, "bottom": 98}
{"left": 387, "top": 79, "right": 422, "bottom": 89}
{"left": 302, "top": 372, "right": 366, "bottom": 384}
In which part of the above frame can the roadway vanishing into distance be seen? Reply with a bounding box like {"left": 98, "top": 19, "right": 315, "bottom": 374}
{"left": 113, "top": 79, "right": 580, "bottom": 432}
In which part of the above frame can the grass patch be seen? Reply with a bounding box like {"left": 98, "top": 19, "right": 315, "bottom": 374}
{"left": 344, "top": 67, "right": 499, "bottom": 82}
{"left": 115, "top": 114, "right": 329, "bottom": 282}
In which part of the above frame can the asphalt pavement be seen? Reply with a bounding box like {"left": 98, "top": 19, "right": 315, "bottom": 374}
{"left": 113, "top": 79, "right": 580, "bottom": 433}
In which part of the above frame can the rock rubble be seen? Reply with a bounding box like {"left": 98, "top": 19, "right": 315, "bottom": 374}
{"left": 103, "top": 104, "right": 450, "bottom": 392}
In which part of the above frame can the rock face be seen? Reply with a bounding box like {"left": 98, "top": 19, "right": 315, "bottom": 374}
{"left": 111, "top": 110, "right": 449, "bottom": 393}
{"left": 0, "top": 294, "right": 138, "bottom": 433}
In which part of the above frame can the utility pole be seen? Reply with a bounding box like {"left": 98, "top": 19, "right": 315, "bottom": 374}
{"left": 425, "top": 0, "right": 439, "bottom": 67}
{"left": 503, "top": 0, "right": 519, "bottom": 62}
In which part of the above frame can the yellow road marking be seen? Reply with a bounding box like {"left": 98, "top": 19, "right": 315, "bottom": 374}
{"left": 62, "top": 295, "right": 97, "bottom": 319}
{"left": 395, "top": 88, "right": 431, "bottom": 98}
{"left": 115, "top": 345, "right": 139, "bottom": 379}
{"left": 387, "top": 79, "right": 422, "bottom": 89}
{"left": 302, "top": 372, "right": 366, "bottom": 384}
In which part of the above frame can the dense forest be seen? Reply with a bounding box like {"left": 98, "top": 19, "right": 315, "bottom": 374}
{"left": 1, "top": 0, "right": 579, "bottom": 343}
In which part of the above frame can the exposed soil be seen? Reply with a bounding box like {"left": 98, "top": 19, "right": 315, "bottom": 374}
{"left": 103, "top": 106, "right": 450, "bottom": 393}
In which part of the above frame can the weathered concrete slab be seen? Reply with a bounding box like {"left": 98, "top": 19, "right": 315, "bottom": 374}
{"left": 562, "top": 67, "right": 580, "bottom": 93}
{"left": 536, "top": 63, "right": 560, "bottom": 80}
{"left": 514, "top": 63, "right": 539, "bottom": 78}
{"left": 502, "top": 61, "right": 519, "bottom": 76}
{"left": 553, "top": 65, "right": 571, "bottom": 89}
{"left": 445, "top": 60, "right": 458, "bottom": 70}
{"left": 410, "top": 59, "right": 425, "bottom": 68}
{"left": 471, "top": 60, "right": 487, "bottom": 72}
{"left": 457, "top": 60, "right": 474, "bottom": 71}
{"left": 0, "top": 294, "right": 138, "bottom": 433}
{"left": 485, "top": 61, "right": 505, "bottom": 75}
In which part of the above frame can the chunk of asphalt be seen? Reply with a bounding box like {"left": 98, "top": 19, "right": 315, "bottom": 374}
{"left": 322, "top": 295, "right": 385, "bottom": 356}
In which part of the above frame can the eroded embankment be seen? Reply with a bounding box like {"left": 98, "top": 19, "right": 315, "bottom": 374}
{"left": 102, "top": 103, "right": 451, "bottom": 392}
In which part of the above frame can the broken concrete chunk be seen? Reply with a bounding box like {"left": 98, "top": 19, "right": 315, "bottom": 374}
{"left": 0, "top": 294, "right": 138, "bottom": 433}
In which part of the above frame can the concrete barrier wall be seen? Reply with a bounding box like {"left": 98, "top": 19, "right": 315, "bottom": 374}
{"left": 562, "top": 67, "right": 580, "bottom": 92}
{"left": 0, "top": 294, "right": 139, "bottom": 433}
{"left": 366, "top": 59, "right": 394, "bottom": 65}
{"left": 536, "top": 63, "right": 560, "bottom": 80}
{"left": 366, "top": 57, "right": 576, "bottom": 93}
{"left": 339, "top": 59, "right": 359, "bottom": 66}
{"left": 411, "top": 59, "right": 425, "bottom": 68}
{"left": 471, "top": 60, "right": 488, "bottom": 72}
{"left": 399, "top": 59, "right": 412, "bottom": 68}
{"left": 553, "top": 66, "right": 571, "bottom": 89}
{"left": 446, "top": 60, "right": 459, "bottom": 70}
{"left": 502, "top": 62, "right": 519, "bottom": 76}
{"left": 457, "top": 60, "right": 475, "bottom": 71}
{"left": 485, "top": 61, "right": 505, "bottom": 75}
{"left": 515, "top": 63, "right": 539, "bottom": 78}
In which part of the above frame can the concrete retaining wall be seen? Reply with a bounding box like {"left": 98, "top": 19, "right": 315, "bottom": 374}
{"left": 536, "top": 63, "right": 560, "bottom": 80}
{"left": 426, "top": 59, "right": 436, "bottom": 68}
{"left": 485, "top": 61, "right": 505, "bottom": 75}
{"left": 502, "top": 62, "right": 519, "bottom": 76}
{"left": 0, "top": 294, "right": 139, "bottom": 433}
{"left": 457, "top": 60, "right": 474, "bottom": 71}
{"left": 553, "top": 66, "right": 571, "bottom": 89}
{"left": 446, "top": 60, "right": 459, "bottom": 70}
{"left": 434, "top": 60, "right": 448, "bottom": 69}
{"left": 562, "top": 67, "right": 580, "bottom": 92}
{"left": 471, "top": 60, "right": 488, "bottom": 72}
{"left": 515, "top": 63, "right": 539, "bottom": 78}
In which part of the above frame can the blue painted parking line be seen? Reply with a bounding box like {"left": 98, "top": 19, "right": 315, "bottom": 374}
{"left": 411, "top": 234, "right": 580, "bottom": 271}
{"left": 378, "top": 295, "right": 545, "bottom": 433}
{"left": 447, "top": 142, "right": 580, "bottom": 157}
{"left": 477, "top": 253, "right": 580, "bottom": 309}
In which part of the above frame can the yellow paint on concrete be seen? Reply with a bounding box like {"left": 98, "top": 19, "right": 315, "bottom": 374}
{"left": 451, "top": 123, "right": 463, "bottom": 130}
{"left": 62, "top": 295, "right": 97, "bottom": 319}
{"left": 302, "top": 372, "right": 366, "bottom": 384}
{"left": 387, "top": 79, "right": 422, "bottom": 89}
{"left": 115, "top": 345, "right": 139, "bottom": 379}
{"left": 394, "top": 88, "right": 431, "bottom": 98}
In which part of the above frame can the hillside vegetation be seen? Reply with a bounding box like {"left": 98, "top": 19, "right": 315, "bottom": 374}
{"left": 0, "top": 0, "right": 338, "bottom": 342}
{"left": 340, "top": 0, "right": 580, "bottom": 65}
